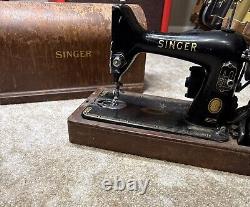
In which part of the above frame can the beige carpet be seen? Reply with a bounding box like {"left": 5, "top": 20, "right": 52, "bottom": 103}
{"left": 1, "top": 54, "right": 250, "bottom": 206}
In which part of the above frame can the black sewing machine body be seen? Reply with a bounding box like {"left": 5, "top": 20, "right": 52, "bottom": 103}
{"left": 82, "top": 5, "right": 250, "bottom": 145}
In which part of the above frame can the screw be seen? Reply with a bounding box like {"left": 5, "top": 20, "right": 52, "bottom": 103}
{"left": 228, "top": 63, "right": 233, "bottom": 68}
{"left": 219, "top": 126, "right": 227, "bottom": 135}
{"left": 227, "top": 79, "right": 234, "bottom": 87}
{"left": 113, "top": 56, "right": 122, "bottom": 68}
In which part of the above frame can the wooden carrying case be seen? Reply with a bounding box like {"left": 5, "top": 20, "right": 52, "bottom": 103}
{"left": 66, "top": 0, "right": 165, "bottom": 31}
{"left": 0, "top": 2, "right": 146, "bottom": 104}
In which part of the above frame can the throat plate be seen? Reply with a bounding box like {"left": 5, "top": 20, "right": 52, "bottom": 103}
{"left": 82, "top": 91, "right": 229, "bottom": 142}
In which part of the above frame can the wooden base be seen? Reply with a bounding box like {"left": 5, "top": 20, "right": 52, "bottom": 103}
{"left": 68, "top": 89, "right": 250, "bottom": 176}
{"left": 0, "top": 83, "right": 143, "bottom": 105}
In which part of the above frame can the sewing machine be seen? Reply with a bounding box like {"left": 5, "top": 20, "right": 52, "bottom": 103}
{"left": 68, "top": 3, "right": 250, "bottom": 175}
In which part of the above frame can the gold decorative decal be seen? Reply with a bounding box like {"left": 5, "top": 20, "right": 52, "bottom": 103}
{"left": 100, "top": 91, "right": 108, "bottom": 97}
{"left": 83, "top": 106, "right": 92, "bottom": 114}
{"left": 208, "top": 98, "right": 223, "bottom": 114}
{"left": 158, "top": 40, "right": 197, "bottom": 52}
{"left": 56, "top": 50, "right": 92, "bottom": 59}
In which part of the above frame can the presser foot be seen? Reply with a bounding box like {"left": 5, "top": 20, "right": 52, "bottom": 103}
{"left": 96, "top": 83, "right": 127, "bottom": 110}
{"left": 82, "top": 90, "right": 229, "bottom": 142}
{"left": 111, "top": 82, "right": 126, "bottom": 108}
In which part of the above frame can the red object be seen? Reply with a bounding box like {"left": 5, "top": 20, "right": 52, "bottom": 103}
{"left": 161, "top": 0, "right": 172, "bottom": 32}
{"left": 54, "top": 0, "right": 65, "bottom": 2}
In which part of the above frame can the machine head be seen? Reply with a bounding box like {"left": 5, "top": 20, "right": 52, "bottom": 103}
{"left": 110, "top": 4, "right": 145, "bottom": 82}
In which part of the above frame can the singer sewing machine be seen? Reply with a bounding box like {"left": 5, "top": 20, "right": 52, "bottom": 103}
{"left": 68, "top": 3, "right": 250, "bottom": 175}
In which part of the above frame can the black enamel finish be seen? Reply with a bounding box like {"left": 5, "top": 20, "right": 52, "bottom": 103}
{"left": 111, "top": 4, "right": 248, "bottom": 127}
{"left": 82, "top": 91, "right": 229, "bottom": 142}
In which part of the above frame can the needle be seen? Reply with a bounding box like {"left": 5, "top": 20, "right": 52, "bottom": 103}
{"left": 112, "top": 82, "right": 120, "bottom": 106}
